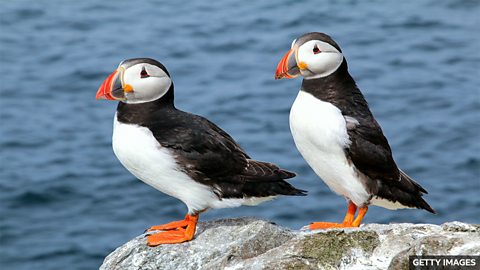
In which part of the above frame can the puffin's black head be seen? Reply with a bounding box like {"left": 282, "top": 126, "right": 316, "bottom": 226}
{"left": 275, "top": 32, "right": 344, "bottom": 80}
{"left": 96, "top": 58, "right": 173, "bottom": 104}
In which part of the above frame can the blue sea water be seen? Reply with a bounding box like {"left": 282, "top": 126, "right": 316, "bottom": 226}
{"left": 0, "top": 0, "right": 479, "bottom": 269}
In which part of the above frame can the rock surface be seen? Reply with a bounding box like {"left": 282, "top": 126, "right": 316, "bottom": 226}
{"left": 100, "top": 218, "right": 480, "bottom": 270}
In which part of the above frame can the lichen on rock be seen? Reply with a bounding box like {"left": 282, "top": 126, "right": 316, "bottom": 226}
{"left": 300, "top": 230, "right": 380, "bottom": 268}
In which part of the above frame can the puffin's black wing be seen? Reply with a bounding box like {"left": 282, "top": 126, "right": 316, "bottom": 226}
{"left": 149, "top": 111, "right": 305, "bottom": 198}
{"left": 345, "top": 117, "right": 399, "bottom": 182}
{"left": 344, "top": 116, "right": 434, "bottom": 213}
{"left": 152, "top": 114, "right": 248, "bottom": 180}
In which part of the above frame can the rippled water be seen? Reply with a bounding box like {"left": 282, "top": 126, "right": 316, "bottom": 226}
{"left": 1, "top": 0, "right": 479, "bottom": 269}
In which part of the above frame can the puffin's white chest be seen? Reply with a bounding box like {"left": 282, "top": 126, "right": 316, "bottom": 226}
{"left": 111, "top": 115, "right": 217, "bottom": 213}
{"left": 289, "top": 91, "right": 369, "bottom": 205}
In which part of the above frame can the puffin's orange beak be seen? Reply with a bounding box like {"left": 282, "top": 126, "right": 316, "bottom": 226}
{"left": 275, "top": 49, "right": 300, "bottom": 80}
{"left": 96, "top": 70, "right": 119, "bottom": 100}
{"left": 96, "top": 69, "right": 129, "bottom": 101}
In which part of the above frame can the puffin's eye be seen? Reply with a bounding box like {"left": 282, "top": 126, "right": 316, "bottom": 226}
{"left": 313, "top": 45, "right": 321, "bottom": 54}
{"left": 140, "top": 67, "right": 149, "bottom": 78}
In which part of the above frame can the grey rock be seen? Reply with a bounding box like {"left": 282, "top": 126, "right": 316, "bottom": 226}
{"left": 100, "top": 218, "right": 480, "bottom": 270}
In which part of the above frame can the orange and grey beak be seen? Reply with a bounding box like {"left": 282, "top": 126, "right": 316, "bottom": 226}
{"left": 96, "top": 68, "right": 132, "bottom": 100}
{"left": 275, "top": 49, "right": 301, "bottom": 80}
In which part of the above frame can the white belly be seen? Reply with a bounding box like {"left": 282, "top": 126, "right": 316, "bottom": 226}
{"left": 289, "top": 91, "right": 370, "bottom": 206}
{"left": 112, "top": 116, "right": 221, "bottom": 214}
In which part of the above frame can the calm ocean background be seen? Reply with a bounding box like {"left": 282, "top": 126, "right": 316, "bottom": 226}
{"left": 1, "top": 0, "right": 479, "bottom": 269}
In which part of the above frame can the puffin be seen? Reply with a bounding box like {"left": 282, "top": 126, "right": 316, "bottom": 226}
{"left": 96, "top": 58, "right": 306, "bottom": 246}
{"left": 274, "top": 32, "right": 435, "bottom": 229}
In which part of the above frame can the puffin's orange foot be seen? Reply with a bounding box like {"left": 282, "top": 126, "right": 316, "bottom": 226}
{"left": 147, "top": 230, "right": 192, "bottom": 246}
{"left": 147, "top": 219, "right": 189, "bottom": 232}
{"left": 309, "top": 222, "right": 356, "bottom": 230}
{"left": 145, "top": 214, "right": 199, "bottom": 246}
{"left": 308, "top": 204, "right": 368, "bottom": 230}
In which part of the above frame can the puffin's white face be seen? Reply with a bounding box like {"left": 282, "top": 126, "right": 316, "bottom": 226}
{"left": 295, "top": 40, "right": 343, "bottom": 79}
{"left": 275, "top": 33, "right": 345, "bottom": 80}
{"left": 121, "top": 63, "right": 172, "bottom": 104}
{"left": 96, "top": 59, "right": 172, "bottom": 104}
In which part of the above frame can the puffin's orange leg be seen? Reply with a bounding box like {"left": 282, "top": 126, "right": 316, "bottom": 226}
{"left": 147, "top": 214, "right": 192, "bottom": 231}
{"left": 343, "top": 202, "right": 357, "bottom": 225}
{"left": 147, "top": 214, "right": 199, "bottom": 246}
{"left": 309, "top": 202, "right": 364, "bottom": 230}
{"left": 352, "top": 206, "right": 368, "bottom": 227}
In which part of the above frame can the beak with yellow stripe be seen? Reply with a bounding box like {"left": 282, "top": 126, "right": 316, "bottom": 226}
{"left": 96, "top": 67, "right": 131, "bottom": 101}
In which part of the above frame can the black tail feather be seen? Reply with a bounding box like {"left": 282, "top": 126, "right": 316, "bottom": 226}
{"left": 241, "top": 160, "right": 296, "bottom": 181}
{"left": 417, "top": 196, "right": 436, "bottom": 214}
{"left": 374, "top": 170, "right": 435, "bottom": 214}
{"left": 242, "top": 180, "right": 307, "bottom": 197}
{"left": 215, "top": 160, "right": 306, "bottom": 199}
